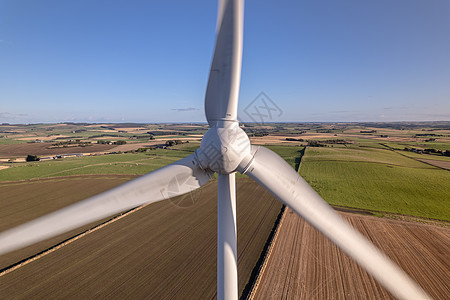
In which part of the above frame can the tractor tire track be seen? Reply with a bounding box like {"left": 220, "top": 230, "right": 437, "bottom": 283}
{"left": 251, "top": 209, "right": 450, "bottom": 299}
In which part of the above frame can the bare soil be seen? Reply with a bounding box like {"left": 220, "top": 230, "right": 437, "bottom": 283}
{"left": 250, "top": 136, "right": 304, "bottom": 145}
{"left": 111, "top": 127, "right": 147, "bottom": 132}
{"left": 0, "top": 143, "right": 115, "bottom": 158}
{"left": 250, "top": 133, "right": 346, "bottom": 145}
{"left": 17, "top": 135, "right": 70, "bottom": 141}
{"left": 0, "top": 178, "right": 282, "bottom": 299}
{"left": 0, "top": 175, "right": 138, "bottom": 269}
{"left": 251, "top": 208, "right": 450, "bottom": 300}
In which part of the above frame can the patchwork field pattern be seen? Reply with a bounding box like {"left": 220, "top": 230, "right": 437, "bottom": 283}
{"left": 1, "top": 122, "right": 449, "bottom": 298}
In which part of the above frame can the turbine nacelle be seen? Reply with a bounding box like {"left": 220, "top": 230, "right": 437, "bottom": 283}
{"left": 195, "top": 121, "right": 251, "bottom": 174}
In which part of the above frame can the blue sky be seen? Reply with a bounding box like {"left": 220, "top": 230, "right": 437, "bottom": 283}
{"left": 1, "top": 0, "right": 449, "bottom": 124}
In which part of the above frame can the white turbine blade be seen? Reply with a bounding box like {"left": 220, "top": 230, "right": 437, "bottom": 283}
{"left": 217, "top": 173, "right": 238, "bottom": 300}
{"left": 0, "top": 153, "right": 213, "bottom": 256}
{"left": 242, "top": 146, "right": 431, "bottom": 300}
{"left": 205, "top": 0, "right": 244, "bottom": 126}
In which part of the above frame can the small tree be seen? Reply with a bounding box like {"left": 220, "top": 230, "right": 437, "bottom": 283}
{"left": 26, "top": 154, "right": 40, "bottom": 162}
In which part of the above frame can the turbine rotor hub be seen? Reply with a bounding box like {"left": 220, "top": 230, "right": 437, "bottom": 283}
{"left": 195, "top": 122, "right": 251, "bottom": 174}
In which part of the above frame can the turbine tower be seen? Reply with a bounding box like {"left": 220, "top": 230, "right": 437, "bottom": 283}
{"left": 0, "top": 1, "right": 430, "bottom": 299}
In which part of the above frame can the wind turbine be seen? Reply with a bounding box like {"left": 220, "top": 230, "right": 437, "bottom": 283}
{"left": 0, "top": 1, "right": 430, "bottom": 299}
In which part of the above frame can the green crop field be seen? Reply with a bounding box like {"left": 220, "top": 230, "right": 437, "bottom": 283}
{"left": 0, "top": 139, "right": 28, "bottom": 145}
{"left": 302, "top": 145, "right": 435, "bottom": 167}
{"left": 396, "top": 149, "right": 450, "bottom": 162}
{"left": 265, "top": 145, "right": 302, "bottom": 168}
{"left": 384, "top": 140, "right": 450, "bottom": 151}
{"left": 299, "top": 146, "right": 450, "bottom": 221}
{"left": 0, "top": 151, "right": 191, "bottom": 181}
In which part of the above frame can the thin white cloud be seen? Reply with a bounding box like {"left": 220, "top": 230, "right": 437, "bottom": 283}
{"left": 171, "top": 107, "right": 199, "bottom": 112}
{"left": 0, "top": 112, "right": 30, "bottom": 123}
{"left": 0, "top": 112, "right": 28, "bottom": 118}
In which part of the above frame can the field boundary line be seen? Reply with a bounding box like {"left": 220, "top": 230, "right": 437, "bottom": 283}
{"left": 380, "top": 143, "right": 450, "bottom": 171}
{"left": 0, "top": 202, "right": 153, "bottom": 278}
{"left": 247, "top": 205, "right": 287, "bottom": 300}
{"left": 244, "top": 147, "right": 304, "bottom": 299}
{"left": 0, "top": 174, "right": 139, "bottom": 185}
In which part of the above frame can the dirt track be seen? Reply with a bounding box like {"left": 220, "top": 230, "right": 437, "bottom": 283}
{"left": 251, "top": 208, "right": 450, "bottom": 299}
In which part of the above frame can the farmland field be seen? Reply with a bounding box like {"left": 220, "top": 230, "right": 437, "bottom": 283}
{"left": 0, "top": 142, "right": 201, "bottom": 181}
{"left": 252, "top": 208, "right": 450, "bottom": 299}
{"left": 300, "top": 146, "right": 450, "bottom": 221}
{"left": 0, "top": 175, "right": 138, "bottom": 269}
{"left": 0, "top": 178, "right": 282, "bottom": 299}
{"left": 0, "top": 152, "right": 189, "bottom": 181}
{"left": 0, "top": 142, "right": 115, "bottom": 158}
{"left": 1, "top": 122, "right": 449, "bottom": 298}
{"left": 397, "top": 149, "right": 450, "bottom": 164}
{"left": 417, "top": 158, "right": 450, "bottom": 170}
{"left": 0, "top": 123, "right": 209, "bottom": 160}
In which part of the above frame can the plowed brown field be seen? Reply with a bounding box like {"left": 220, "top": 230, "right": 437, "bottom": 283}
{"left": 0, "top": 177, "right": 282, "bottom": 299}
{"left": 0, "top": 175, "right": 139, "bottom": 269}
{"left": 251, "top": 208, "right": 450, "bottom": 300}
{"left": 0, "top": 143, "right": 115, "bottom": 158}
